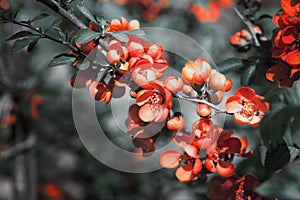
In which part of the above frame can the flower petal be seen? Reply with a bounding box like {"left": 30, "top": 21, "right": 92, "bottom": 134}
{"left": 175, "top": 165, "right": 193, "bottom": 182}
{"left": 160, "top": 150, "right": 181, "bottom": 169}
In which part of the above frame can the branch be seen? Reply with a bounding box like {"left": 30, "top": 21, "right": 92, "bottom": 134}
{"left": 0, "top": 133, "right": 37, "bottom": 161}
{"left": 9, "top": 19, "right": 79, "bottom": 53}
{"left": 233, "top": 7, "right": 261, "bottom": 47}
{"left": 36, "top": 0, "right": 88, "bottom": 30}
{"left": 175, "top": 94, "right": 233, "bottom": 115}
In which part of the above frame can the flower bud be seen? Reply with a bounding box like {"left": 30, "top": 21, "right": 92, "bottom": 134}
{"left": 197, "top": 104, "right": 212, "bottom": 117}
{"left": 163, "top": 76, "right": 184, "bottom": 93}
{"left": 167, "top": 116, "right": 185, "bottom": 131}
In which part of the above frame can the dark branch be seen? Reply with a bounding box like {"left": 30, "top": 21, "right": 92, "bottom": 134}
{"left": 0, "top": 133, "right": 37, "bottom": 161}
{"left": 233, "top": 7, "right": 261, "bottom": 47}
{"left": 36, "top": 0, "right": 88, "bottom": 30}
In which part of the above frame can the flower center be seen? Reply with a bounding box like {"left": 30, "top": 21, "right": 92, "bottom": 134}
{"left": 240, "top": 100, "right": 258, "bottom": 119}
{"left": 150, "top": 92, "right": 163, "bottom": 105}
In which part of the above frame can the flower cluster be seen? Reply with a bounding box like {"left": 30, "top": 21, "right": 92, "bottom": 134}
{"left": 181, "top": 57, "right": 232, "bottom": 104}
{"left": 207, "top": 174, "right": 268, "bottom": 200}
{"left": 266, "top": 0, "right": 300, "bottom": 87}
{"left": 65, "top": 16, "right": 270, "bottom": 190}
{"left": 160, "top": 119, "right": 252, "bottom": 182}
{"left": 189, "top": 0, "right": 232, "bottom": 22}
{"left": 229, "top": 25, "right": 267, "bottom": 52}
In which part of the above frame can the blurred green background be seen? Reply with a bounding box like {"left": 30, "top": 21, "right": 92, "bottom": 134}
{"left": 0, "top": 0, "right": 282, "bottom": 199}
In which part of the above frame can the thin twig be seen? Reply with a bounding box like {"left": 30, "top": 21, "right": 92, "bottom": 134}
{"left": 9, "top": 19, "right": 79, "bottom": 53}
{"left": 233, "top": 7, "right": 261, "bottom": 47}
{"left": 0, "top": 133, "right": 37, "bottom": 161}
{"left": 175, "top": 94, "right": 233, "bottom": 115}
{"left": 36, "top": 0, "right": 88, "bottom": 30}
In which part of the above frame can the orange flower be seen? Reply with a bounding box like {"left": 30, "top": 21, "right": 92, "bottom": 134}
{"left": 163, "top": 76, "right": 184, "bottom": 94}
{"left": 106, "top": 17, "right": 140, "bottom": 32}
{"left": 280, "top": 0, "right": 300, "bottom": 17}
{"left": 0, "top": 0, "right": 9, "bottom": 10}
{"left": 167, "top": 115, "right": 185, "bottom": 131}
{"left": 160, "top": 148, "right": 202, "bottom": 182}
{"left": 181, "top": 58, "right": 212, "bottom": 86}
{"left": 189, "top": 2, "right": 221, "bottom": 23}
{"left": 135, "top": 81, "right": 172, "bottom": 123}
{"left": 30, "top": 95, "right": 44, "bottom": 118}
{"left": 207, "top": 70, "right": 232, "bottom": 92}
{"left": 126, "top": 104, "right": 162, "bottom": 154}
{"left": 1, "top": 115, "right": 16, "bottom": 126}
{"left": 42, "top": 184, "right": 63, "bottom": 200}
{"left": 189, "top": 0, "right": 232, "bottom": 22}
{"left": 226, "top": 87, "right": 269, "bottom": 127}
{"left": 205, "top": 130, "right": 243, "bottom": 177}
{"left": 196, "top": 104, "right": 212, "bottom": 117}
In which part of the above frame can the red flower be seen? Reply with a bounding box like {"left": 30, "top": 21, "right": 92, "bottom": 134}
{"left": 129, "top": 43, "right": 168, "bottom": 75}
{"left": 272, "top": 26, "right": 300, "bottom": 66}
{"left": 226, "top": 87, "right": 269, "bottom": 127}
{"left": 205, "top": 130, "right": 242, "bottom": 177}
{"left": 42, "top": 184, "right": 63, "bottom": 200}
{"left": 280, "top": 0, "right": 300, "bottom": 17}
{"left": 126, "top": 104, "right": 163, "bottom": 154}
{"left": 89, "top": 81, "right": 112, "bottom": 103}
{"left": 189, "top": 0, "right": 232, "bottom": 22}
{"left": 106, "top": 17, "right": 140, "bottom": 32}
{"left": 266, "top": 61, "right": 300, "bottom": 87}
{"left": 181, "top": 58, "right": 212, "bottom": 86}
{"left": 160, "top": 148, "right": 202, "bottom": 182}
{"left": 208, "top": 70, "right": 232, "bottom": 92}
{"left": 0, "top": 0, "right": 9, "bottom": 10}
{"left": 167, "top": 115, "right": 185, "bottom": 131}
{"left": 135, "top": 81, "right": 172, "bottom": 123}
{"left": 197, "top": 104, "right": 212, "bottom": 117}
{"left": 163, "top": 76, "right": 184, "bottom": 94}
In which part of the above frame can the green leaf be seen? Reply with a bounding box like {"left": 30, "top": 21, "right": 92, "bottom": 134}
{"left": 12, "top": 38, "right": 36, "bottom": 52}
{"left": 94, "top": 50, "right": 110, "bottom": 66}
{"left": 218, "top": 58, "right": 244, "bottom": 74}
{"left": 77, "top": 5, "right": 97, "bottom": 23}
{"left": 48, "top": 54, "right": 76, "bottom": 67}
{"left": 107, "top": 32, "right": 129, "bottom": 42}
{"left": 265, "top": 145, "right": 290, "bottom": 170}
{"left": 44, "top": 18, "right": 63, "bottom": 32}
{"left": 75, "top": 29, "right": 99, "bottom": 45}
{"left": 288, "top": 146, "right": 300, "bottom": 163}
{"left": 27, "top": 38, "right": 40, "bottom": 52}
{"left": 260, "top": 105, "right": 300, "bottom": 150}
{"left": 266, "top": 88, "right": 299, "bottom": 106}
{"left": 240, "top": 64, "right": 256, "bottom": 86}
{"left": 256, "top": 160, "right": 300, "bottom": 199}
{"left": 53, "top": 27, "right": 66, "bottom": 40}
{"left": 32, "top": 13, "right": 50, "bottom": 22}
{"left": 6, "top": 31, "right": 36, "bottom": 41}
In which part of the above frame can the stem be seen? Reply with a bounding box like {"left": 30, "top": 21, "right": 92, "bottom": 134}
{"left": 175, "top": 94, "right": 233, "bottom": 115}
{"left": 10, "top": 19, "right": 79, "bottom": 53}
{"left": 0, "top": 133, "right": 37, "bottom": 161}
{"left": 36, "top": 0, "right": 88, "bottom": 30}
{"left": 233, "top": 7, "right": 261, "bottom": 47}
